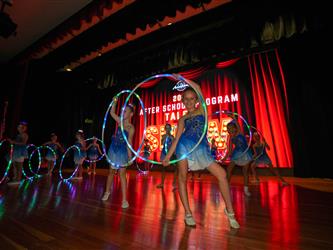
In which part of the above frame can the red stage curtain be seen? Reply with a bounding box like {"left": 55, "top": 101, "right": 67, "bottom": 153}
{"left": 216, "top": 58, "right": 240, "bottom": 69}
{"left": 248, "top": 49, "right": 293, "bottom": 167}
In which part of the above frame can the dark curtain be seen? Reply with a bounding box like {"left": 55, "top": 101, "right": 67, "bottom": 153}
{"left": 0, "top": 62, "right": 30, "bottom": 139}
{"left": 280, "top": 26, "right": 332, "bottom": 177}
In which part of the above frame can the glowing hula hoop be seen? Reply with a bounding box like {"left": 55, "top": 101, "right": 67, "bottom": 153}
{"left": 214, "top": 110, "right": 252, "bottom": 161}
{"left": 84, "top": 137, "right": 105, "bottom": 163}
{"left": 22, "top": 144, "right": 37, "bottom": 179}
{"left": 59, "top": 145, "right": 81, "bottom": 180}
{"left": 121, "top": 73, "right": 208, "bottom": 165}
{"left": 43, "top": 145, "right": 58, "bottom": 173}
{"left": 135, "top": 151, "right": 154, "bottom": 174}
{"left": 101, "top": 90, "right": 147, "bottom": 168}
{"left": 208, "top": 137, "right": 227, "bottom": 163}
{"left": 28, "top": 145, "right": 57, "bottom": 177}
{"left": 28, "top": 147, "right": 42, "bottom": 177}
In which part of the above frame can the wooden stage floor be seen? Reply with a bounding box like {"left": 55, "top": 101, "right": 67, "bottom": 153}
{"left": 0, "top": 170, "right": 333, "bottom": 250}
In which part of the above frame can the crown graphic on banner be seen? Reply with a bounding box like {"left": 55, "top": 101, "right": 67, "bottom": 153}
{"left": 173, "top": 81, "right": 189, "bottom": 91}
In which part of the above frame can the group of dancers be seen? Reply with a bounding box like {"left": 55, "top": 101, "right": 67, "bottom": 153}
{"left": 2, "top": 127, "right": 103, "bottom": 183}
{"left": 99, "top": 78, "right": 287, "bottom": 228}
{"left": 1, "top": 76, "right": 289, "bottom": 229}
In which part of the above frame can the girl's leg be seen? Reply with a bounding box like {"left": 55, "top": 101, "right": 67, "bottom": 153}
{"left": 267, "top": 163, "right": 288, "bottom": 185}
{"left": 207, "top": 162, "right": 240, "bottom": 228}
{"left": 178, "top": 160, "right": 196, "bottom": 226}
{"left": 178, "top": 160, "right": 191, "bottom": 214}
{"left": 78, "top": 164, "right": 83, "bottom": 178}
{"left": 48, "top": 161, "right": 54, "bottom": 175}
{"left": 207, "top": 162, "right": 234, "bottom": 212}
{"left": 8, "top": 161, "right": 22, "bottom": 184}
{"left": 172, "top": 165, "right": 178, "bottom": 190}
{"left": 242, "top": 163, "right": 251, "bottom": 196}
{"left": 87, "top": 163, "right": 91, "bottom": 175}
{"left": 16, "top": 162, "right": 23, "bottom": 182}
{"left": 250, "top": 162, "right": 259, "bottom": 182}
{"left": 226, "top": 162, "right": 236, "bottom": 183}
{"left": 207, "top": 162, "right": 239, "bottom": 228}
{"left": 119, "top": 168, "right": 129, "bottom": 208}
{"left": 93, "top": 162, "right": 96, "bottom": 174}
{"left": 102, "top": 167, "right": 115, "bottom": 200}
{"left": 157, "top": 166, "right": 166, "bottom": 188}
{"left": 12, "top": 162, "right": 17, "bottom": 181}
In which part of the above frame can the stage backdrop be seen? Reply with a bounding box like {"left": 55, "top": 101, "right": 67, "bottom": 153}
{"left": 111, "top": 49, "right": 293, "bottom": 168}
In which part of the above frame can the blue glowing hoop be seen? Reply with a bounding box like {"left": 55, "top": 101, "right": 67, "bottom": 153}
{"left": 211, "top": 110, "right": 252, "bottom": 162}
{"left": 22, "top": 144, "right": 38, "bottom": 179}
{"left": 28, "top": 145, "right": 57, "bottom": 177}
{"left": 84, "top": 137, "right": 105, "bottom": 163}
{"left": 59, "top": 145, "right": 81, "bottom": 180}
{"left": 28, "top": 147, "right": 42, "bottom": 177}
{"left": 121, "top": 74, "right": 208, "bottom": 165}
{"left": 101, "top": 90, "right": 147, "bottom": 168}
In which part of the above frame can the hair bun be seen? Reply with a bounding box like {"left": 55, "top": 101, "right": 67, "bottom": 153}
{"left": 127, "top": 103, "right": 136, "bottom": 112}
{"left": 19, "top": 121, "right": 28, "bottom": 126}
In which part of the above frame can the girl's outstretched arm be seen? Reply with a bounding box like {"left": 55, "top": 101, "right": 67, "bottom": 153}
{"left": 110, "top": 97, "right": 121, "bottom": 124}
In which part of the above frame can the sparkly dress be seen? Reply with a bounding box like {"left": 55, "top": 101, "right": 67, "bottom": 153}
{"left": 107, "top": 129, "right": 129, "bottom": 168}
{"left": 160, "top": 135, "right": 173, "bottom": 161}
{"left": 12, "top": 134, "right": 28, "bottom": 163}
{"left": 253, "top": 144, "right": 272, "bottom": 165}
{"left": 73, "top": 141, "right": 87, "bottom": 164}
{"left": 88, "top": 145, "right": 99, "bottom": 160}
{"left": 230, "top": 134, "right": 252, "bottom": 166}
{"left": 176, "top": 115, "right": 214, "bottom": 171}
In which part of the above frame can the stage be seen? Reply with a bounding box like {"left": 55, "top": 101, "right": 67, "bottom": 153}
{"left": 0, "top": 170, "right": 333, "bottom": 249}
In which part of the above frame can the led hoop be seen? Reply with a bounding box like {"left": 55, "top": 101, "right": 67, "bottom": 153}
{"left": 0, "top": 140, "right": 13, "bottom": 184}
{"left": 59, "top": 145, "right": 81, "bottom": 180}
{"left": 84, "top": 137, "right": 105, "bottom": 163}
{"left": 121, "top": 74, "right": 208, "bottom": 165}
{"left": 28, "top": 147, "right": 42, "bottom": 177}
{"left": 43, "top": 145, "right": 57, "bottom": 173}
{"left": 212, "top": 110, "right": 252, "bottom": 161}
{"left": 101, "top": 90, "right": 147, "bottom": 168}
{"left": 135, "top": 151, "right": 153, "bottom": 174}
{"left": 28, "top": 145, "right": 57, "bottom": 177}
{"left": 22, "top": 144, "right": 38, "bottom": 179}
{"left": 250, "top": 126, "right": 265, "bottom": 161}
